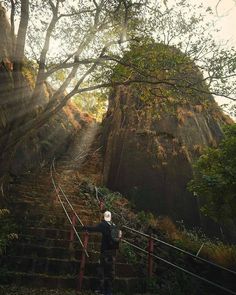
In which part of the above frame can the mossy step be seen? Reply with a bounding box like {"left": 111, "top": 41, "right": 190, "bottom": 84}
{"left": 13, "top": 213, "right": 98, "bottom": 228}
{"left": 11, "top": 188, "right": 52, "bottom": 195}
{"left": 10, "top": 201, "right": 96, "bottom": 215}
{"left": 7, "top": 242, "right": 128, "bottom": 263}
{"left": 13, "top": 199, "right": 93, "bottom": 210}
{"left": 20, "top": 236, "right": 101, "bottom": 249}
{"left": 22, "top": 228, "right": 102, "bottom": 242}
{"left": 7, "top": 243, "right": 100, "bottom": 260}
{"left": 3, "top": 256, "right": 143, "bottom": 277}
{"left": 0, "top": 272, "right": 148, "bottom": 293}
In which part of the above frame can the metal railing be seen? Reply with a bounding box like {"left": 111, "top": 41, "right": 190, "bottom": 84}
{"left": 95, "top": 186, "right": 236, "bottom": 295}
{"left": 123, "top": 225, "right": 236, "bottom": 276}
{"left": 49, "top": 171, "right": 236, "bottom": 294}
{"left": 123, "top": 225, "right": 236, "bottom": 295}
{"left": 50, "top": 159, "right": 89, "bottom": 291}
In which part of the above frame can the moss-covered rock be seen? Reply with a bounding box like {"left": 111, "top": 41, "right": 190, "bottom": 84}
{"left": 102, "top": 42, "right": 233, "bottom": 226}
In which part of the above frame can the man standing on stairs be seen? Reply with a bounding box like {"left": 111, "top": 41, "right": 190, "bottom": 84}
{"left": 81, "top": 210, "right": 120, "bottom": 295}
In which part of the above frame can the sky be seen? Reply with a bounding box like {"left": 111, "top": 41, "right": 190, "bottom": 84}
{"left": 205, "top": 0, "right": 236, "bottom": 46}
{"left": 190, "top": 0, "right": 236, "bottom": 112}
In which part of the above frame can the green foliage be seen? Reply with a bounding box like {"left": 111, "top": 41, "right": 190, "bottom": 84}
{"left": 21, "top": 60, "right": 38, "bottom": 89}
{"left": 120, "top": 242, "right": 138, "bottom": 264}
{"left": 137, "top": 210, "right": 156, "bottom": 226}
{"left": 73, "top": 92, "right": 108, "bottom": 122}
{"left": 0, "top": 209, "right": 18, "bottom": 256}
{"left": 188, "top": 124, "right": 236, "bottom": 223}
{"left": 97, "top": 187, "right": 123, "bottom": 211}
{"left": 111, "top": 40, "right": 212, "bottom": 113}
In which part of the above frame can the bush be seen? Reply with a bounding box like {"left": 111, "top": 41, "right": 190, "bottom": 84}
{"left": 0, "top": 209, "right": 18, "bottom": 256}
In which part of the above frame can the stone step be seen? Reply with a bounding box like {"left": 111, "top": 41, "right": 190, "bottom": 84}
{"left": 9, "top": 190, "right": 53, "bottom": 199}
{"left": 11, "top": 199, "right": 97, "bottom": 213}
{"left": 20, "top": 235, "right": 101, "bottom": 249}
{"left": 7, "top": 243, "right": 100, "bottom": 260}
{"left": 7, "top": 242, "right": 128, "bottom": 263}
{"left": 10, "top": 203, "right": 97, "bottom": 218}
{"left": 23, "top": 227, "right": 102, "bottom": 242}
{"left": 13, "top": 211, "right": 99, "bottom": 227}
{"left": 3, "top": 256, "right": 143, "bottom": 277}
{"left": 0, "top": 271, "right": 148, "bottom": 293}
{"left": 9, "top": 196, "right": 92, "bottom": 211}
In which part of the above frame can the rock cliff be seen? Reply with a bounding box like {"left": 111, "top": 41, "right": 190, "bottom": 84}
{"left": 102, "top": 42, "right": 233, "bottom": 226}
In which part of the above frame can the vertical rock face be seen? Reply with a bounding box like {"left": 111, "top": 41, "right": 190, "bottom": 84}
{"left": 102, "top": 44, "right": 232, "bottom": 226}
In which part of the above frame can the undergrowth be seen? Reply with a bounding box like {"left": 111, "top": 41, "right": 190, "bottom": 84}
{"left": 0, "top": 209, "right": 18, "bottom": 256}
{"left": 96, "top": 186, "right": 236, "bottom": 268}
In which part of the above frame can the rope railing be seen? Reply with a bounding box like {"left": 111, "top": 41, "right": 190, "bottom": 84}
{"left": 122, "top": 239, "right": 236, "bottom": 295}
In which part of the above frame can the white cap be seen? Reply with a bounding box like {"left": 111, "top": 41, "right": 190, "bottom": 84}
{"left": 104, "top": 211, "right": 111, "bottom": 222}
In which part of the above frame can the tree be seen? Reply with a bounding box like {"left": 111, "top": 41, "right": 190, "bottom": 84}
{"left": 188, "top": 124, "right": 236, "bottom": 223}
{"left": 1, "top": 0, "right": 236, "bottom": 152}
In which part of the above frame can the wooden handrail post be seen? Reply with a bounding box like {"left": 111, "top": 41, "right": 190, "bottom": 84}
{"left": 147, "top": 234, "right": 154, "bottom": 278}
{"left": 77, "top": 231, "right": 89, "bottom": 292}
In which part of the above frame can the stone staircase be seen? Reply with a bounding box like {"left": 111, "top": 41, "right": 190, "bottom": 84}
{"left": 1, "top": 164, "right": 147, "bottom": 294}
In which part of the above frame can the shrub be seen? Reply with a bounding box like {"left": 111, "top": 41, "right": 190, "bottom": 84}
{"left": 0, "top": 209, "right": 18, "bottom": 256}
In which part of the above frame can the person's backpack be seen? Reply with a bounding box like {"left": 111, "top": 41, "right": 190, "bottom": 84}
{"left": 107, "top": 222, "right": 122, "bottom": 248}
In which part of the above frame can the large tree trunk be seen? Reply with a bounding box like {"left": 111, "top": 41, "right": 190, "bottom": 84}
{"left": 14, "top": 0, "right": 29, "bottom": 73}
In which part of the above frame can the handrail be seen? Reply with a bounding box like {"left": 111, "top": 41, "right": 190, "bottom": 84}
{"left": 50, "top": 160, "right": 89, "bottom": 257}
{"left": 95, "top": 186, "right": 236, "bottom": 293}
{"left": 58, "top": 184, "right": 84, "bottom": 226}
{"left": 96, "top": 188, "right": 236, "bottom": 275}
{"left": 123, "top": 225, "right": 236, "bottom": 276}
{"left": 122, "top": 239, "right": 236, "bottom": 295}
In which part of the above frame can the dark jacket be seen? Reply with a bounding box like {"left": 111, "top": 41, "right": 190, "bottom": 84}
{"left": 83, "top": 220, "right": 115, "bottom": 254}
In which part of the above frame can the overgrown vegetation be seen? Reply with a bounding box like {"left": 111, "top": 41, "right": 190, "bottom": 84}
{"left": 188, "top": 124, "right": 236, "bottom": 223}
{"left": 73, "top": 91, "right": 108, "bottom": 122}
{"left": 96, "top": 186, "right": 236, "bottom": 268}
{"left": 0, "top": 286, "right": 94, "bottom": 295}
{"left": 111, "top": 40, "right": 212, "bottom": 109}
{"left": 0, "top": 209, "right": 18, "bottom": 256}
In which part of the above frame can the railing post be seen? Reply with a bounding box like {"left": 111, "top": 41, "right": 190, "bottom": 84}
{"left": 70, "top": 213, "right": 77, "bottom": 241}
{"left": 53, "top": 187, "right": 59, "bottom": 205}
{"left": 99, "top": 199, "right": 104, "bottom": 211}
{"left": 77, "top": 232, "right": 89, "bottom": 292}
{"left": 147, "top": 234, "right": 154, "bottom": 278}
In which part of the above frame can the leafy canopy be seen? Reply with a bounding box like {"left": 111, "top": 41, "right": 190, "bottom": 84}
{"left": 110, "top": 40, "right": 213, "bottom": 105}
{"left": 188, "top": 124, "right": 236, "bottom": 223}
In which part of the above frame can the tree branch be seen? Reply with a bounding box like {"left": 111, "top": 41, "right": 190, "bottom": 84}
{"left": 31, "top": 0, "right": 60, "bottom": 103}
